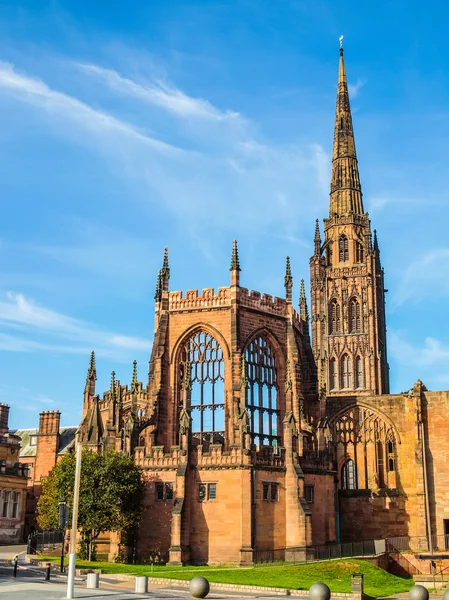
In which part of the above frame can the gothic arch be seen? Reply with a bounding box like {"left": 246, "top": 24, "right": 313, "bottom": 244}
{"left": 170, "top": 322, "right": 231, "bottom": 364}
{"left": 242, "top": 327, "right": 286, "bottom": 365}
{"left": 243, "top": 329, "right": 284, "bottom": 450}
{"left": 329, "top": 402, "right": 401, "bottom": 444}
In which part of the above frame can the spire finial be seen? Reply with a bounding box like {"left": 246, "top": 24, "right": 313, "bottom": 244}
{"left": 314, "top": 219, "right": 321, "bottom": 256}
{"left": 131, "top": 360, "right": 138, "bottom": 394}
{"left": 84, "top": 350, "right": 97, "bottom": 394}
{"left": 230, "top": 239, "right": 241, "bottom": 271}
{"left": 299, "top": 278, "right": 309, "bottom": 322}
{"left": 161, "top": 247, "right": 170, "bottom": 279}
{"left": 284, "top": 256, "right": 293, "bottom": 288}
{"left": 154, "top": 269, "right": 162, "bottom": 301}
{"left": 373, "top": 229, "right": 379, "bottom": 252}
{"left": 110, "top": 370, "right": 116, "bottom": 398}
{"left": 339, "top": 35, "right": 344, "bottom": 53}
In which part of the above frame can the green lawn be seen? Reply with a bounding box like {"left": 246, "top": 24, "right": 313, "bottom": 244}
{"left": 38, "top": 556, "right": 413, "bottom": 597}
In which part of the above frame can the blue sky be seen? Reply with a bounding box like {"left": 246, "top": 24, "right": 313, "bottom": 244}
{"left": 1, "top": 0, "right": 449, "bottom": 429}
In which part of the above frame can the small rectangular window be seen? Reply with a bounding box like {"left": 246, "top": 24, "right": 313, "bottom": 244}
{"left": 155, "top": 482, "right": 164, "bottom": 500}
{"left": 305, "top": 484, "right": 315, "bottom": 504}
{"left": 2, "top": 491, "right": 10, "bottom": 518}
{"left": 263, "top": 483, "right": 269, "bottom": 501}
{"left": 208, "top": 483, "right": 216, "bottom": 500}
{"left": 198, "top": 484, "right": 206, "bottom": 502}
{"left": 270, "top": 483, "right": 278, "bottom": 501}
{"left": 29, "top": 435, "right": 37, "bottom": 446}
{"left": 165, "top": 483, "right": 174, "bottom": 500}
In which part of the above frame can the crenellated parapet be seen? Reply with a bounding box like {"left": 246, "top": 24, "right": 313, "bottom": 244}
{"left": 238, "top": 288, "right": 287, "bottom": 317}
{"left": 168, "top": 287, "right": 231, "bottom": 311}
{"left": 194, "top": 444, "right": 252, "bottom": 468}
{"left": 134, "top": 445, "right": 183, "bottom": 468}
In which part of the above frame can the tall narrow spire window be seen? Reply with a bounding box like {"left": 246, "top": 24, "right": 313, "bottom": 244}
{"left": 341, "top": 354, "right": 353, "bottom": 389}
{"left": 329, "top": 300, "right": 341, "bottom": 334}
{"left": 180, "top": 331, "right": 225, "bottom": 446}
{"left": 339, "top": 235, "right": 349, "bottom": 262}
{"left": 349, "top": 299, "right": 361, "bottom": 333}
{"left": 330, "top": 359, "right": 338, "bottom": 390}
{"left": 245, "top": 336, "right": 280, "bottom": 450}
{"left": 355, "top": 357, "right": 363, "bottom": 389}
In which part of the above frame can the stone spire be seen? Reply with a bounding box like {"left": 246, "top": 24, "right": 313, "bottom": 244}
{"left": 330, "top": 42, "right": 364, "bottom": 217}
{"left": 230, "top": 239, "right": 241, "bottom": 286}
{"left": 299, "top": 278, "right": 309, "bottom": 322}
{"left": 131, "top": 360, "right": 139, "bottom": 394}
{"left": 314, "top": 219, "right": 321, "bottom": 256}
{"left": 154, "top": 269, "right": 162, "bottom": 302}
{"left": 161, "top": 247, "right": 170, "bottom": 292}
{"left": 284, "top": 256, "right": 293, "bottom": 304}
{"left": 373, "top": 229, "right": 379, "bottom": 253}
{"left": 84, "top": 350, "right": 97, "bottom": 395}
{"left": 110, "top": 370, "right": 116, "bottom": 400}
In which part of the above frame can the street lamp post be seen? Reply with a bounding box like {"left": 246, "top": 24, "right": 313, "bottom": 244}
{"left": 66, "top": 442, "right": 82, "bottom": 599}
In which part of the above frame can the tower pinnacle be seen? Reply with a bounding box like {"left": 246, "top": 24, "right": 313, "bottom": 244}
{"left": 314, "top": 219, "right": 321, "bottom": 256}
{"left": 299, "top": 278, "right": 309, "bottom": 322}
{"left": 330, "top": 43, "right": 364, "bottom": 217}
{"left": 84, "top": 350, "right": 97, "bottom": 395}
{"left": 284, "top": 256, "right": 293, "bottom": 304}
{"left": 230, "top": 239, "right": 241, "bottom": 286}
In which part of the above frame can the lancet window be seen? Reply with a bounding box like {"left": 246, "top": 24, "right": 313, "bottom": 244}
{"left": 245, "top": 336, "right": 280, "bottom": 450}
{"left": 341, "top": 354, "right": 353, "bottom": 389}
{"left": 329, "top": 300, "right": 341, "bottom": 334}
{"left": 333, "top": 407, "right": 397, "bottom": 490}
{"left": 330, "top": 358, "right": 338, "bottom": 390}
{"left": 180, "top": 331, "right": 225, "bottom": 446}
{"left": 355, "top": 241, "right": 364, "bottom": 263}
{"left": 349, "top": 299, "right": 361, "bottom": 333}
{"left": 339, "top": 235, "right": 349, "bottom": 262}
{"left": 355, "top": 357, "right": 363, "bottom": 389}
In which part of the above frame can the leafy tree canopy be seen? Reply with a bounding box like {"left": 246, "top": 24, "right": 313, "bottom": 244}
{"left": 37, "top": 449, "right": 144, "bottom": 556}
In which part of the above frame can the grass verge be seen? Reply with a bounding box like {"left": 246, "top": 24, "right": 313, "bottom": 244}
{"left": 38, "top": 556, "right": 413, "bottom": 597}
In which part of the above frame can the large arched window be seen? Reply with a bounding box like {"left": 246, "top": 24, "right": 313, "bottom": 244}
{"left": 180, "top": 331, "right": 225, "bottom": 446}
{"left": 339, "top": 235, "right": 349, "bottom": 262}
{"left": 341, "top": 354, "right": 353, "bottom": 389}
{"left": 245, "top": 336, "right": 280, "bottom": 450}
{"left": 329, "top": 300, "right": 341, "bottom": 334}
{"left": 329, "top": 358, "right": 338, "bottom": 390}
{"left": 349, "top": 299, "right": 361, "bottom": 333}
{"left": 355, "top": 357, "right": 363, "bottom": 388}
{"left": 341, "top": 459, "right": 357, "bottom": 490}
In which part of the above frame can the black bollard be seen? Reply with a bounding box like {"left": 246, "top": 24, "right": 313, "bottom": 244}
{"left": 45, "top": 562, "right": 51, "bottom": 581}
{"left": 13, "top": 556, "right": 18, "bottom": 578}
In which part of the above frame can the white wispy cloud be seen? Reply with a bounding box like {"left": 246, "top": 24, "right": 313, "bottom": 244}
{"left": 392, "top": 248, "right": 449, "bottom": 307}
{"left": 348, "top": 78, "right": 366, "bottom": 99}
{"left": 390, "top": 331, "right": 449, "bottom": 367}
{"left": 77, "top": 63, "right": 240, "bottom": 121}
{"left": 0, "top": 292, "right": 152, "bottom": 359}
{"left": 0, "top": 61, "right": 180, "bottom": 154}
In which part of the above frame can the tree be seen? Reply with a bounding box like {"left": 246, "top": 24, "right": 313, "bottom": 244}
{"left": 37, "top": 449, "right": 144, "bottom": 561}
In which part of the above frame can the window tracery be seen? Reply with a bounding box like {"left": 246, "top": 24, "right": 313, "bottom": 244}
{"left": 341, "top": 354, "right": 353, "bottom": 388}
{"left": 245, "top": 336, "right": 280, "bottom": 450}
{"left": 333, "top": 407, "right": 397, "bottom": 490}
{"left": 329, "top": 300, "right": 341, "bottom": 334}
{"left": 179, "top": 331, "right": 225, "bottom": 446}
{"left": 330, "top": 358, "right": 338, "bottom": 390}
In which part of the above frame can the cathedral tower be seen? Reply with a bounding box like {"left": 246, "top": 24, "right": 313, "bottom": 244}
{"left": 310, "top": 43, "right": 389, "bottom": 399}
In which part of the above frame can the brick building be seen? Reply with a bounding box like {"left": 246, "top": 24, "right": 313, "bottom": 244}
{"left": 13, "top": 412, "right": 76, "bottom": 538}
{"left": 0, "top": 404, "right": 29, "bottom": 544}
{"left": 77, "top": 45, "right": 449, "bottom": 564}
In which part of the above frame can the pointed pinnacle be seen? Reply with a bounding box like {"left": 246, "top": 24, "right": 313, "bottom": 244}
{"left": 161, "top": 247, "right": 170, "bottom": 280}
{"left": 314, "top": 219, "right": 321, "bottom": 242}
{"left": 300, "top": 279, "right": 306, "bottom": 302}
{"left": 230, "top": 239, "right": 241, "bottom": 271}
{"left": 154, "top": 269, "right": 162, "bottom": 301}
{"left": 110, "top": 371, "right": 116, "bottom": 396}
{"left": 284, "top": 256, "right": 293, "bottom": 288}
{"left": 86, "top": 351, "right": 97, "bottom": 381}
{"left": 373, "top": 229, "right": 379, "bottom": 251}
{"left": 131, "top": 360, "right": 138, "bottom": 393}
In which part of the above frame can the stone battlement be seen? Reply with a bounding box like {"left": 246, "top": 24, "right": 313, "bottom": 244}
{"left": 169, "top": 287, "right": 231, "bottom": 311}
{"left": 134, "top": 445, "right": 183, "bottom": 469}
{"left": 194, "top": 444, "right": 252, "bottom": 468}
{"left": 238, "top": 288, "right": 287, "bottom": 316}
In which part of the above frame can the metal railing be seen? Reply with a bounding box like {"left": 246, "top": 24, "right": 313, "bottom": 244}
{"left": 386, "top": 535, "right": 449, "bottom": 553}
{"left": 27, "top": 530, "right": 64, "bottom": 555}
